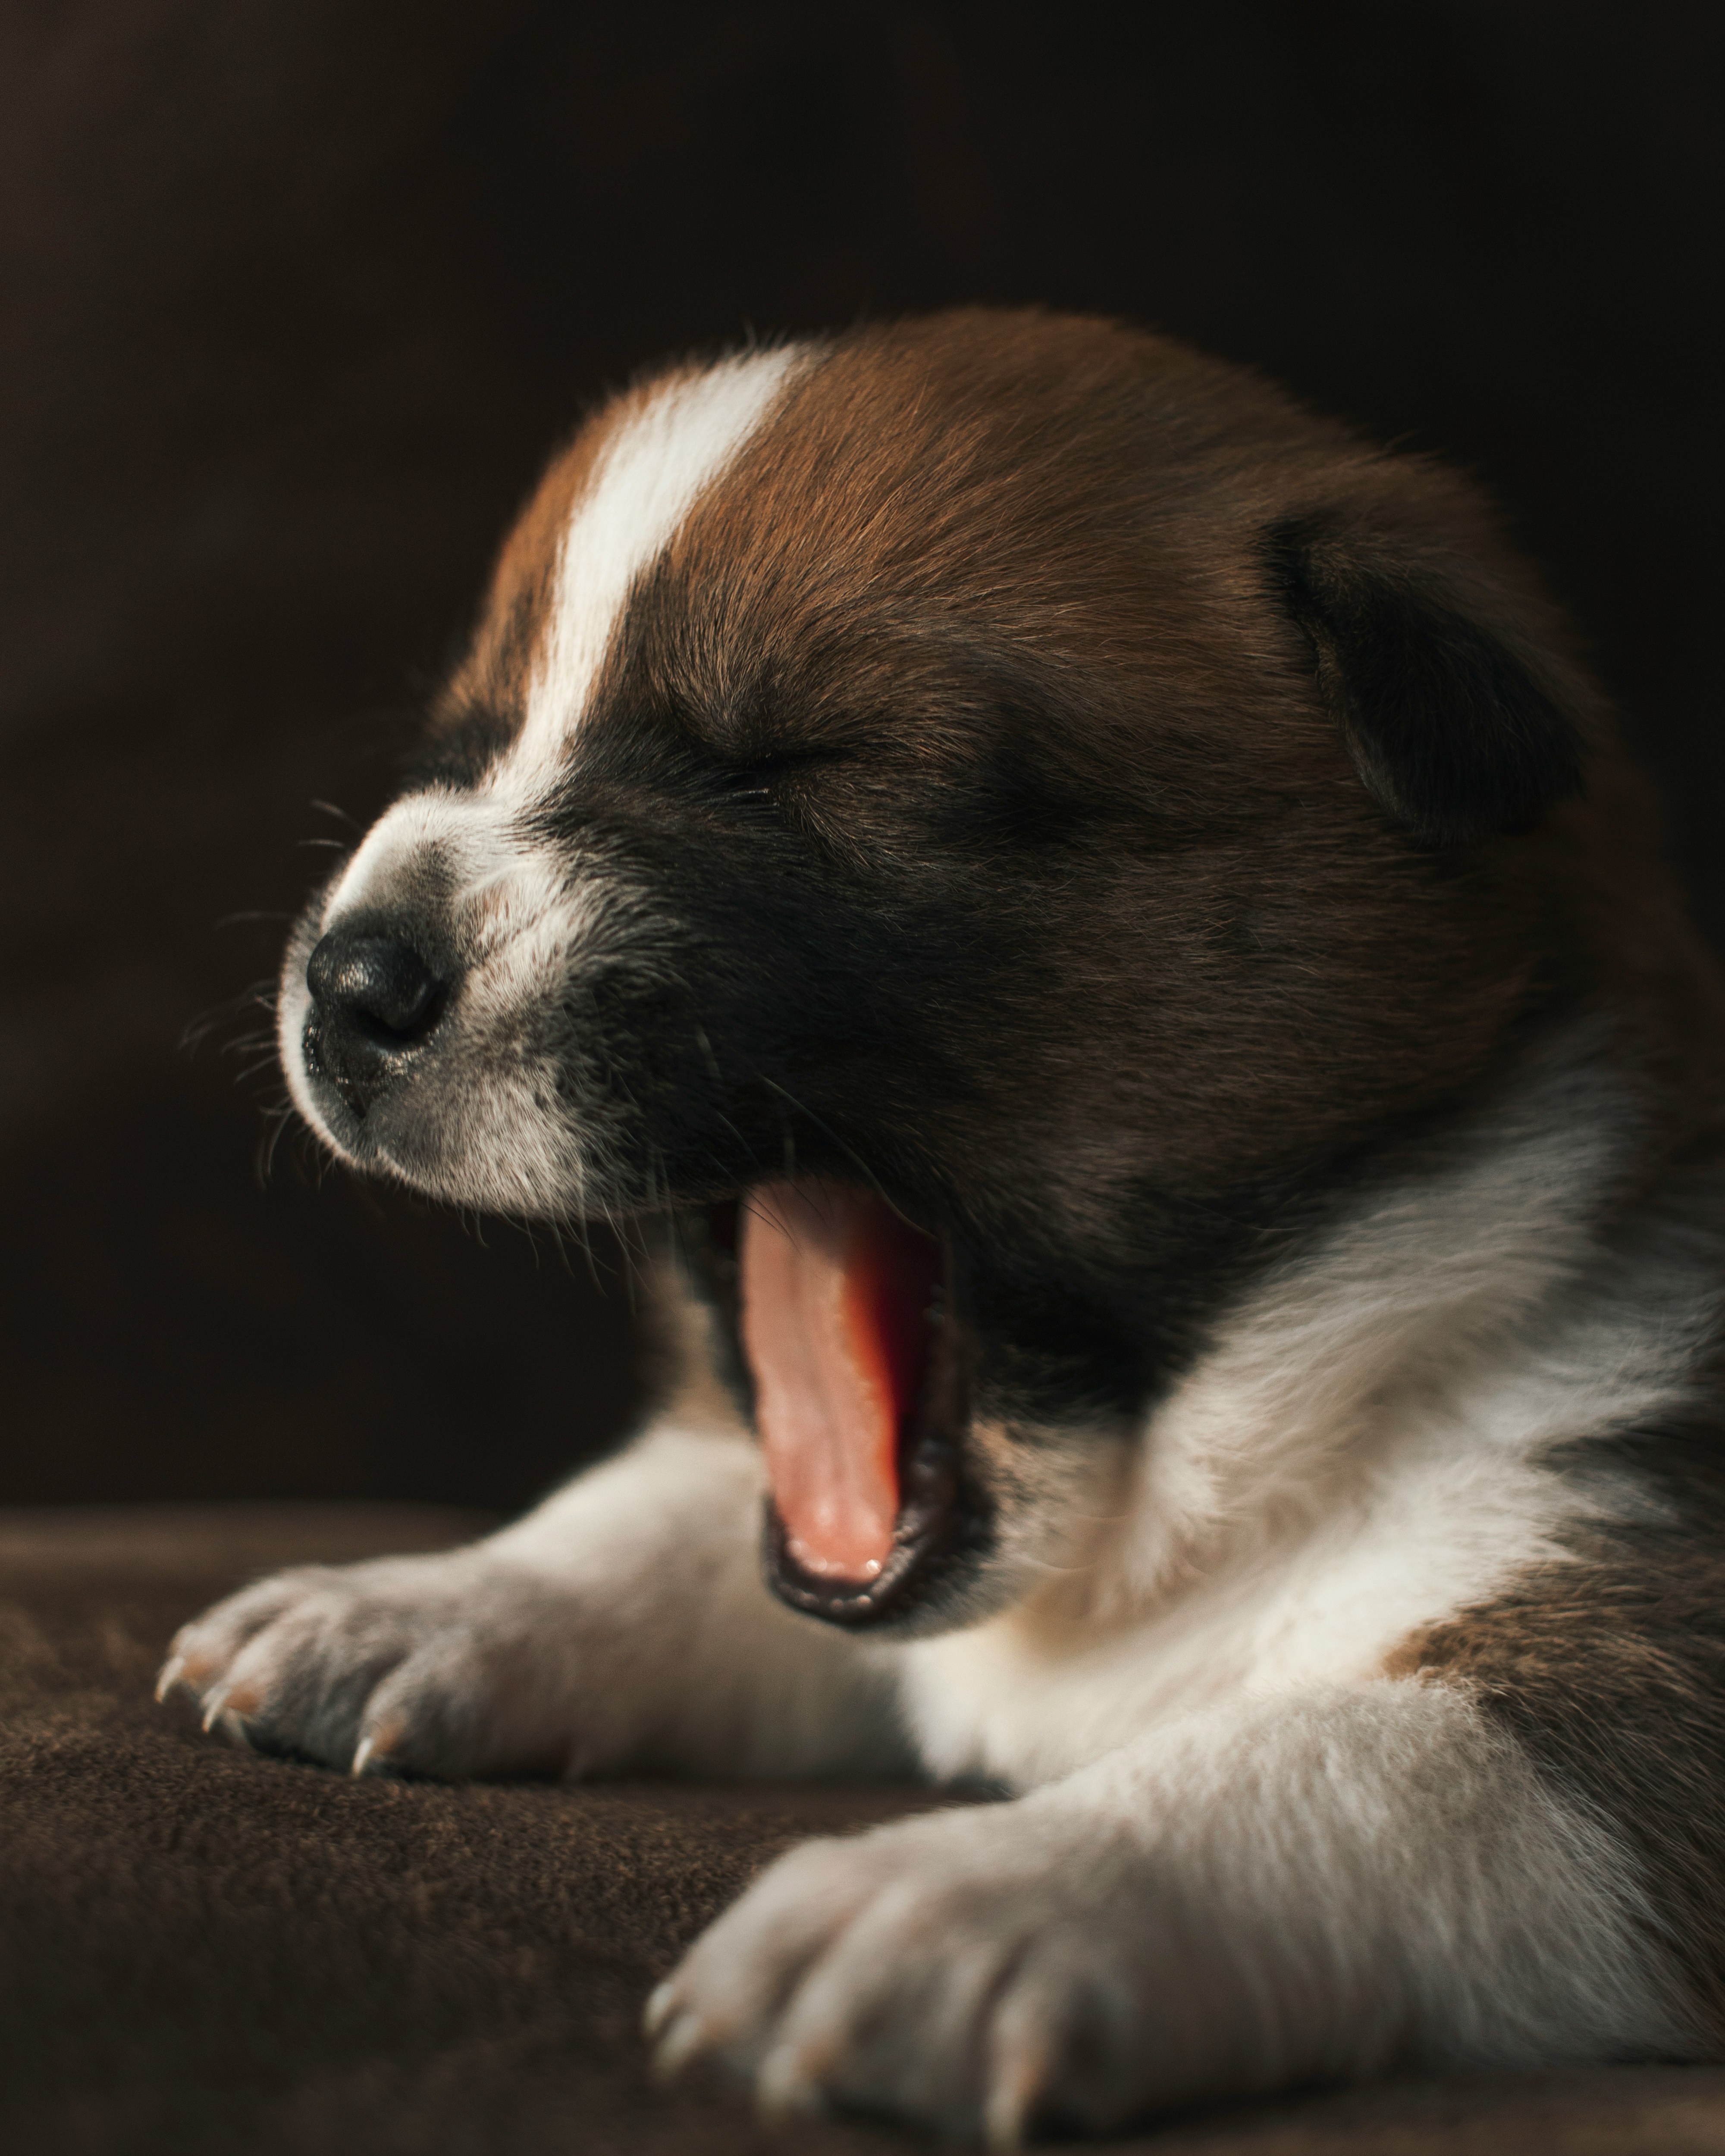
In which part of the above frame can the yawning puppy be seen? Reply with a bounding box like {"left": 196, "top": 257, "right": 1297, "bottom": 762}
{"left": 162, "top": 310, "right": 1725, "bottom": 2139}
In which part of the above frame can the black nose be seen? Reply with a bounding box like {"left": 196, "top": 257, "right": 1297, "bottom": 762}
{"left": 303, "top": 928, "right": 447, "bottom": 1117}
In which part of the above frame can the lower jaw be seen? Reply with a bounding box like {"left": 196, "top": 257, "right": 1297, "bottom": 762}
{"left": 761, "top": 1429, "right": 969, "bottom": 1629}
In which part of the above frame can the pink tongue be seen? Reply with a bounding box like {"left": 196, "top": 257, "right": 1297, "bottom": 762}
{"left": 740, "top": 1181, "right": 934, "bottom": 1583}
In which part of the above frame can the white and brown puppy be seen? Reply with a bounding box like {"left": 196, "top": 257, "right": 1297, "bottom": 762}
{"left": 162, "top": 310, "right": 1725, "bottom": 2139}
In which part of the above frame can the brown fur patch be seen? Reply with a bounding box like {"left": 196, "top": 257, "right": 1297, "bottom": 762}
{"left": 1393, "top": 1440, "right": 1725, "bottom": 2037}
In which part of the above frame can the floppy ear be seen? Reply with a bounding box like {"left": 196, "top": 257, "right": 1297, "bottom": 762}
{"left": 1266, "top": 514, "right": 1586, "bottom": 846}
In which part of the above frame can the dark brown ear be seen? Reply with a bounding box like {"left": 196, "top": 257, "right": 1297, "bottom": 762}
{"left": 1266, "top": 514, "right": 1585, "bottom": 846}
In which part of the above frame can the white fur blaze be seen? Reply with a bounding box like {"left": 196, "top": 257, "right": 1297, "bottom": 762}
{"left": 518, "top": 344, "right": 811, "bottom": 772}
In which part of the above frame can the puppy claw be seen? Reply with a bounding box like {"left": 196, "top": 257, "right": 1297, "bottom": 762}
{"left": 642, "top": 1979, "right": 681, "bottom": 2040}
{"left": 201, "top": 1678, "right": 262, "bottom": 1736}
{"left": 756, "top": 2043, "right": 827, "bottom": 2120}
{"left": 154, "top": 1655, "right": 185, "bottom": 1705}
{"left": 351, "top": 1716, "right": 408, "bottom": 1779}
{"left": 211, "top": 1708, "right": 254, "bottom": 1751}
{"left": 984, "top": 2064, "right": 1038, "bottom": 2152}
{"left": 650, "top": 2009, "right": 709, "bottom": 2084}
{"left": 985, "top": 2010, "right": 1054, "bottom": 2150}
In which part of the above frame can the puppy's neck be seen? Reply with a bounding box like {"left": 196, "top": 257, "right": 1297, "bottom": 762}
{"left": 1036, "top": 1032, "right": 1716, "bottom": 1626}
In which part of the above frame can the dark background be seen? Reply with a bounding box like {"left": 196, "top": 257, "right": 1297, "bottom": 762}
{"left": 3, "top": 1, "right": 1719, "bottom": 1510}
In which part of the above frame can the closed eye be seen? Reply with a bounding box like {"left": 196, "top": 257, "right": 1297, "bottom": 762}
{"left": 710, "top": 746, "right": 844, "bottom": 802}
{"left": 717, "top": 769, "right": 780, "bottom": 802}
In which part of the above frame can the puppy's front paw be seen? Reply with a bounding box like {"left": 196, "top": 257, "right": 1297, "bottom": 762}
{"left": 647, "top": 1805, "right": 1219, "bottom": 2143}
{"left": 158, "top": 1553, "right": 601, "bottom": 1779}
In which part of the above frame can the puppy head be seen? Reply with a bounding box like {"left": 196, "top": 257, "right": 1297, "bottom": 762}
{"left": 278, "top": 309, "right": 1598, "bottom": 1630}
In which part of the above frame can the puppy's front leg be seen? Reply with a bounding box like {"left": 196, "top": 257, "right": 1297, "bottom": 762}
{"left": 160, "top": 1424, "right": 906, "bottom": 1780}
{"left": 652, "top": 1680, "right": 1695, "bottom": 2140}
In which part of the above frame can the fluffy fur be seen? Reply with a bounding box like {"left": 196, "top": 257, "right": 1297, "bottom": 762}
{"left": 163, "top": 310, "right": 1725, "bottom": 2139}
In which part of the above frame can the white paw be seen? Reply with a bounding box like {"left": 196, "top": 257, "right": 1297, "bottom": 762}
{"left": 157, "top": 1551, "right": 607, "bottom": 1778}
{"left": 646, "top": 1803, "right": 1230, "bottom": 2143}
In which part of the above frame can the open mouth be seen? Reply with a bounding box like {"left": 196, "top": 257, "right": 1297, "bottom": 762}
{"left": 733, "top": 1180, "right": 972, "bottom": 1628}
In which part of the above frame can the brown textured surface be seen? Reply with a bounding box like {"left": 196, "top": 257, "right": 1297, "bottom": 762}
{"left": 5, "top": 1505, "right": 1725, "bottom": 2153}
